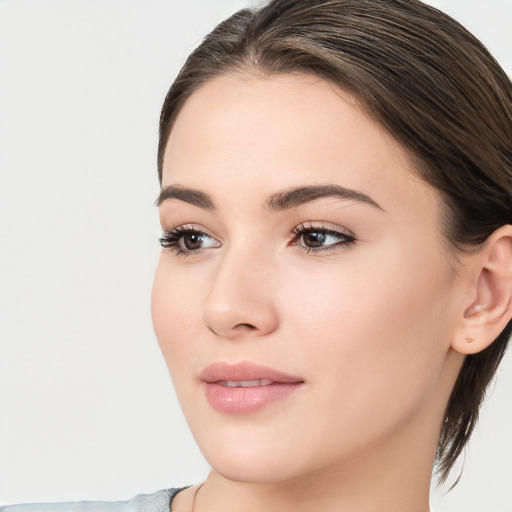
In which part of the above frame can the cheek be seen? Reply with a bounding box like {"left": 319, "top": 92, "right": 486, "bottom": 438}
{"left": 279, "top": 247, "right": 453, "bottom": 405}
{"left": 265, "top": 252, "right": 453, "bottom": 461}
{"left": 151, "top": 257, "right": 206, "bottom": 375}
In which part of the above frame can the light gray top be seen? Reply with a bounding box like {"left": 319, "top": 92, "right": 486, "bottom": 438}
{"left": 0, "top": 489, "right": 182, "bottom": 512}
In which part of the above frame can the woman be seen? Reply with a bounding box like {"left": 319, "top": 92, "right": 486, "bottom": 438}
{"left": 2, "top": 0, "right": 511, "bottom": 510}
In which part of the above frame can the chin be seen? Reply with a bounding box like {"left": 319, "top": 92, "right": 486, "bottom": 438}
{"left": 192, "top": 420, "right": 336, "bottom": 485}
{"left": 190, "top": 425, "right": 303, "bottom": 483}
{"left": 204, "top": 447, "right": 300, "bottom": 484}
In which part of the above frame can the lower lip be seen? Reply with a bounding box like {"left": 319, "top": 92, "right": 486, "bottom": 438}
{"left": 205, "top": 382, "right": 303, "bottom": 414}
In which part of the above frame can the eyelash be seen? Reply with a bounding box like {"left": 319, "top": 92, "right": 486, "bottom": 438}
{"left": 159, "top": 225, "right": 219, "bottom": 256}
{"left": 159, "top": 223, "right": 356, "bottom": 256}
{"left": 290, "top": 223, "right": 356, "bottom": 254}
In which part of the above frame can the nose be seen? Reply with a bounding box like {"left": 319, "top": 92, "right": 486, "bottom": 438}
{"left": 202, "top": 245, "right": 279, "bottom": 340}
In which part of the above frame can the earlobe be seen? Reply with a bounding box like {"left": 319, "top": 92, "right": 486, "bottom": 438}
{"left": 452, "top": 225, "right": 512, "bottom": 355}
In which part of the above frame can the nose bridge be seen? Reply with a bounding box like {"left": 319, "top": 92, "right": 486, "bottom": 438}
{"left": 202, "top": 237, "right": 278, "bottom": 338}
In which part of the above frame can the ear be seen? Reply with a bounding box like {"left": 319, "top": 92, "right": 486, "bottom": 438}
{"left": 452, "top": 225, "right": 512, "bottom": 355}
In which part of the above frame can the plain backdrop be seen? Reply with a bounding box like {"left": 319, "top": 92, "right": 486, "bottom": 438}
{"left": 0, "top": 0, "right": 511, "bottom": 510}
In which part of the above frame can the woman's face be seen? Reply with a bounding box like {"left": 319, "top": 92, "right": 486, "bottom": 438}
{"left": 152, "top": 73, "right": 465, "bottom": 483}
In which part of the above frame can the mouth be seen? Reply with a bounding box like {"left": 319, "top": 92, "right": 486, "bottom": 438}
{"left": 201, "top": 361, "right": 305, "bottom": 414}
{"left": 216, "top": 379, "right": 274, "bottom": 387}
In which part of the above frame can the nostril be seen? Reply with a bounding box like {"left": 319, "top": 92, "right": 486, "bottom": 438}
{"left": 236, "top": 323, "right": 256, "bottom": 330}
{"left": 207, "top": 323, "right": 255, "bottom": 336}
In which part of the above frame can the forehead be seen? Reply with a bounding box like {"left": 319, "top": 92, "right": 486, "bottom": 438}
{"left": 161, "top": 72, "right": 438, "bottom": 218}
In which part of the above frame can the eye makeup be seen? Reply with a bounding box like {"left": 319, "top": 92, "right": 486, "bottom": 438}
{"left": 160, "top": 222, "right": 356, "bottom": 256}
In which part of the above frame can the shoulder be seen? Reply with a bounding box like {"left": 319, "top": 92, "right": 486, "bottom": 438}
{"left": 0, "top": 488, "right": 184, "bottom": 512}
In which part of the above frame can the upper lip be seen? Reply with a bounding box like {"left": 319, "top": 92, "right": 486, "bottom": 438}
{"left": 200, "top": 361, "right": 304, "bottom": 384}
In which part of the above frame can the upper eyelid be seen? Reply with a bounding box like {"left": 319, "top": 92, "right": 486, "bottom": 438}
{"left": 162, "top": 222, "right": 355, "bottom": 237}
{"left": 290, "top": 225, "right": 356, "bottom": 254}
{"left": 163, "top": 223, "right": 217, "bottom": 238}
{"left": 292, "top": 222, "right": 355, "bottom": 237}
{"left": 159, "top": 225, "right": 220, "bottom": 246}
{"left": 159, "top": 225, "right": 220, "bottom": 253}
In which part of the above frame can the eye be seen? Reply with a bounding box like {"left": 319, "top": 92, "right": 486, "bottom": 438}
{"left": 159, "top": 225, "right": 220, "bottom": 255}
{"left": 291, "top": 223, "right": 356, "bottom": 253}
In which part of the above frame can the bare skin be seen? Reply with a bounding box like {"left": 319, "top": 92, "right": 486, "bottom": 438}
{"left": 153, "top": 73, "right": 512, "bottom": 512}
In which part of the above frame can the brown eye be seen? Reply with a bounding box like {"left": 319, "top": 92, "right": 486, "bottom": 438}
{"left": 159, "top": 227, "right": 220, "bottom": 254}
{"left": 302, "top": 231, "right": 326, "bottom": 248}
{"left": 182, "top": 232, "right": 206, "bottom": 250}
{"left": 291, "top": 224, "right": 356, "bottom": 253}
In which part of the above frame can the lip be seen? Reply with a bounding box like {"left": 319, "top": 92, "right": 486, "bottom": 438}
{"left": 201, "top": 361, "right": 304, "bottom": 414}
{"left": 201, "top": 361, "right": 303, "bottom": 383}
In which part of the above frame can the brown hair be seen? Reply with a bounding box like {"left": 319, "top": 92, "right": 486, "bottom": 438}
{"left": 158, "top": 0, "right": 512, "bottom": 483}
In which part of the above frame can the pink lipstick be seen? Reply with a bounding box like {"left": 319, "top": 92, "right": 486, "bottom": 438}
{"left": 201, "top": 361, "right": 304, "bottom": 414}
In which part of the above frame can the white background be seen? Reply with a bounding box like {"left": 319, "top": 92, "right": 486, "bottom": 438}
{"left": 0, "top": 0, "right": 511, "bottom": 510}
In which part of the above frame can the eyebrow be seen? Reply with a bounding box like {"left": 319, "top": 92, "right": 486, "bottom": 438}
{"left": 155, "top": 184, "right": 383, "bottom": 211}
{"left": 266, "top": 184, "right": 383, "bottom": 211}
{"left": 155, "top": 185, "right": 215, "bottom": 209}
